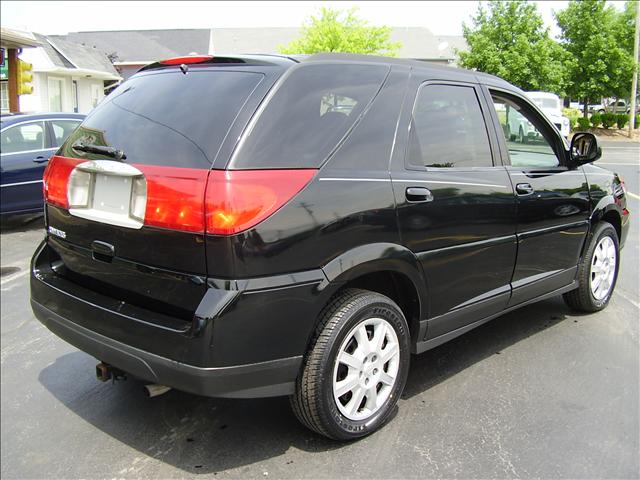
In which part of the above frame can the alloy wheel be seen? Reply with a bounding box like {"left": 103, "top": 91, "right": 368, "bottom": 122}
{"left": 332, "top": 317, "right": 400, "bottom": 421}
{"left": 590, "top": 235, "right": 617, "bottom": 301}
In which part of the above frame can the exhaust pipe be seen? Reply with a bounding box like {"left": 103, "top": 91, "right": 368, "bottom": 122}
{"left": 96, "top": 362, "right": 112, "bottom": 382}
{"left": 144, "top": 384, "right": 172, "bottom": 398}
{"left": 96, "top": 362, "right": 126, "bottom": 382}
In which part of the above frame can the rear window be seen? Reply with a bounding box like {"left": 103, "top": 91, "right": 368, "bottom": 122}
{"left": 59, "top": 70, "right": 264, "bottom": 168}
{"left": 231, "top": 63, "right": 389, "bottom": 169}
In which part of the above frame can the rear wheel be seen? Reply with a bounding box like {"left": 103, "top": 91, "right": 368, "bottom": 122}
{"left": 291, "top": 289, "right": 410, "bottom": 440}
{"left": 564, "top": 222, "right": 619, "bottom": 312}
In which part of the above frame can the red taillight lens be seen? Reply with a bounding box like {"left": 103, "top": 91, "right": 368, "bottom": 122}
{"left": 137, "top": 165, "right": 208, "bottom": 233}
{"left": 44, "top": 158, "right": 316, "bottom": 235}
{"left": 43, "top": 155, "right": 83, "bottom": 208}
{"left": 159, "top": 55, "right": 213, "bottom": 65}
{"left": 205, "top": 170, "right": 316, "bottom": 235}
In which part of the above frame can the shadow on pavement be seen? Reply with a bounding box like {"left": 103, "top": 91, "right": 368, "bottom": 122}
{"left": 38, "top": 296, "right": 576, "bottom": 474}
{"left": 0, "top": 213, "right": 44, "bottom": 234}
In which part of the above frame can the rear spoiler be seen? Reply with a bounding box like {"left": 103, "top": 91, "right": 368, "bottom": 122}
{"left": 138, "top": 54, "right": 299, "bottom": 73}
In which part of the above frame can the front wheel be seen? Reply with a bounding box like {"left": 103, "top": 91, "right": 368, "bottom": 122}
{"left": 564, "top": 222, "right": 620, "bottom": 312}
{"left": 291, "top": 289, "right": 410, "bottom": 440}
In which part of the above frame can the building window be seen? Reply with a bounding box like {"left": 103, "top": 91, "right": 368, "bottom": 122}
{"left": 0, "top": 82, "right": 8, "bottom": 113}
{"left": 48, "top": 77, "right": 64, "bottom": 111}
{"left": 91, "top": 84, "right": 101, "bottom": 107}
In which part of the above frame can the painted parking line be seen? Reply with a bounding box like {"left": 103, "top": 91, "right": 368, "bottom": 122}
{"left": 598, "top": 163, "right": 640, "bottom": 166}
{"left": 626, "top": 191, "right": 640, "bottom": 201}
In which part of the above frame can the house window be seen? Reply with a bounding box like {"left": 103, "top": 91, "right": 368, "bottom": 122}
{"left": 90, "top": 84, "right": 101, "bottom": 107}
{"left": 0, "top": 82, "right": 8, "bottom": 113}
{"left": 48, "top": 77, "right": 64, "bottom": 111}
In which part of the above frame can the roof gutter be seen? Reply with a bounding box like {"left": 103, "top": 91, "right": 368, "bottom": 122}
{"left": 33, "top": 66, "right": 121, "bottom": 81}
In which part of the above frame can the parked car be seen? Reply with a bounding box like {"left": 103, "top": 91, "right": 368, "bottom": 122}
{"left": 526, "top": 91, "right": 570, "bottom": 138}
{"left": 589, "top": 99, "right": 639, "bottom": 115}
{"left": 30, "top": 54, "right": 629, "bottom": 440}
{"left": 1, "top": 112, "right": 84, "bottom": 217}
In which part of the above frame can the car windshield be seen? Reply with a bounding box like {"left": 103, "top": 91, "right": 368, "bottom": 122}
{"left": 532, "top": 98, "right": 559, "bottom": 110}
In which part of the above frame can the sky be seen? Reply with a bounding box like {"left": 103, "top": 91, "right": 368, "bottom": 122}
{"left": 2, "top": 1, "right": 578, "bottom": 37}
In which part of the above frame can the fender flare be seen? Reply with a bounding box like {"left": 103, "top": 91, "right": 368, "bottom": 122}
{"left": 582, "top": 194, "right": 624, "bottom": 257}
{"left": 319, "top": 242, "right": 429, "bottom": 321}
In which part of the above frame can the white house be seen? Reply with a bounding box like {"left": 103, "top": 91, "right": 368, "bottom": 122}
{"left": 15, "top": 33, "right": 121, "bottom": 114}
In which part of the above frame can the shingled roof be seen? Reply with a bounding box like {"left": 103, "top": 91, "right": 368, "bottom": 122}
{"left": 33, "top": 33, "right": 120, "bottom": 76}
{"left": 57, "top": 29, "right": 212, "bottom": 63}
{"left": 53, "top": 27, "right": 465, "bottom": 65}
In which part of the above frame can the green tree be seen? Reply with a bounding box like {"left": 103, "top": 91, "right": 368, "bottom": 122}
{"left": 279, "top": 7, "right": 400, "bottom": 56}
{"left": 555, "top": 0, "right": 635, "bottom": 116}
{"left": 458, "top": 1, "right": 568, "bottom": 95}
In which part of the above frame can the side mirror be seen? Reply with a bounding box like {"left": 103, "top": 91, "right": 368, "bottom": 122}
{"left": 570, "top": 132, "right": 602, "bottom": 166}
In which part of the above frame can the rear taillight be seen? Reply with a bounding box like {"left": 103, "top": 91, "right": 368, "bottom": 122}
{"left": 43, "top": 156, "right": 83, "bottom": 208}
{"left": 138, "top": 166, "right": 209, "bottom": 233}
{"left": 205, "top": 170, "right": 316, "bottom": 235}
{"left": 44, "top": 157, "right": 316, "bottom": 235}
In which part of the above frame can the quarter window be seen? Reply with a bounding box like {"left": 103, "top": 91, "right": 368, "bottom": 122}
{"left": 407, "top": 84, "right": 493, "bottom": 168}
{"left": 1, "top": 122, "right": 46, "bottom": 154}
{"left": 490, "top": 93, "right": 559, "bottom": 168}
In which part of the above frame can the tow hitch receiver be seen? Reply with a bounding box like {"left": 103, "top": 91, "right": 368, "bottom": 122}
{"left": 96, "top": 362, "right": 126, "bottom": 383}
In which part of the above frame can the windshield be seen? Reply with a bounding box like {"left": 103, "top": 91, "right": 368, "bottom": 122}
{"left": 531, "top": 98, "right": 560, "bottom": 110}
{"left": 59, "top": 70, "right": 264, "bottom": 168}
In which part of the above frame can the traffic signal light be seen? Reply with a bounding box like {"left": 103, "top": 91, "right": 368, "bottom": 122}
{"left": 16, "top": 59, "right": 33, "bottom": 95}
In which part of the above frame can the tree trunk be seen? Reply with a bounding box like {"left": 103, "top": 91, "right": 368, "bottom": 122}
{"left": 583, "top": 98, "right": 589, "bottom": 118}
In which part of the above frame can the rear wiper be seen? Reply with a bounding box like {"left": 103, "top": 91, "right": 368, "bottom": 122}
{"left": 72, "top": 142, "right": 127, "bottom": 161}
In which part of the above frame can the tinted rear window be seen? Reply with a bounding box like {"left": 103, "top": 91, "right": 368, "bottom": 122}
{"left": 59, "top": 70, "right": 264, "bottom": 168}
{"left": 231, "top": 63, "right": 389, "bottom": 169}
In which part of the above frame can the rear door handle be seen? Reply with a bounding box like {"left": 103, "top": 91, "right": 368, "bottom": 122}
{"left": 32, "top": 155, "right": 49, "bottom": 164}
{"left": 405, "top": 187, "right": 434, "bottom": 203}
{"left": 516, "top": 183, "right": 534, "bottom": 195}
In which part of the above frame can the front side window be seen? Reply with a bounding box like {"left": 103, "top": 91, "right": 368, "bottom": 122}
{"left": 1, "top": 121, "right": 46, "bottom": 154}
{"left": 491, "top": 93, "right": 560, "bottom": 168}
{"left": 407, "top": 84, "right": 493, "bottom": 168}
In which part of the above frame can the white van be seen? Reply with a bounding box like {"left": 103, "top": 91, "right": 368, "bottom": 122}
{"left": 526, "top": 91, "right": 570, "bottom": 138}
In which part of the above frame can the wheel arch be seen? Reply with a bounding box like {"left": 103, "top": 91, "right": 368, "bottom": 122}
{"left": 319, "top": 243, "right": 428, "bottom": 344}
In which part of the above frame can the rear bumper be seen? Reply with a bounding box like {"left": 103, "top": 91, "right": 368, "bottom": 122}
{"left": 31, "top": 298, "right": 301, "bottom": 398}
{"left": 31, "top": 240, "right": 333, "bottom": 398}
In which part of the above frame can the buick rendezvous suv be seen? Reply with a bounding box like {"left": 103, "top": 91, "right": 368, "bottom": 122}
{"left": 30, "top": 53, "right": 630, "bottom": 440}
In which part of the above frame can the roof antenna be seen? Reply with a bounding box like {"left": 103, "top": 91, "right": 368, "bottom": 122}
{"left": 180, "top": 63, "right": 189, "bottom": 74}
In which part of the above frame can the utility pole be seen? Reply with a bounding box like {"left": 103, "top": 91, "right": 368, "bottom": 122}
{"left": 629, "top": 0, "right": 640, "bottom": 138}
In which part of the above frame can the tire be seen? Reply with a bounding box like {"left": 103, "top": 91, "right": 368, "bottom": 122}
{"left": 291, "top": 288, "right": 410, "bottom": 440}
{"left": 563, "top": 222, "right": 620, "bottom": 312}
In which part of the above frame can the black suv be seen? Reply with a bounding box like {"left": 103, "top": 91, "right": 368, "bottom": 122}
{"left": 30, "top": 53, "right": 630, "bottom": 440}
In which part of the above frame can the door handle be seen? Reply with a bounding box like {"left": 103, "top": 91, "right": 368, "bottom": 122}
{"left": 516, "top": 183, "right": 534, "bottom": 195}
{"left": 405, "top": 187, "right": 434, "bottom": 203}
{"left": 32, "top": 156, "right": 49, "bottom": 164}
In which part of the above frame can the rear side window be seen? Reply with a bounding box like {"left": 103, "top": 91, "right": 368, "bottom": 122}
{"left": 407, "top": 84, "right": 493, "bottom": 168}
{"left": 59, "top": 71, "right": 264, "bottom": 168}
{"left": 51, "top": 119, "right": 81, "bottom": 147}
{"left": 231, "top": 63, "right": 389, "bottom": 169}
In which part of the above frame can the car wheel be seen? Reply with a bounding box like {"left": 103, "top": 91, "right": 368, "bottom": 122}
{"left": 598, "top": 109, "right": 605, "bottom": 115}
{"left": 563, "top": 222, "right": 619, "bottom": 312}
{"left": 291, "top": 288, "right": 410, "bottom": 440}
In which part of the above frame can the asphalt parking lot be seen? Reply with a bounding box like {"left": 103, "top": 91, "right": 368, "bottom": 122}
{"left": 1, "top": 140, "right": 638, "bottom": 479}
